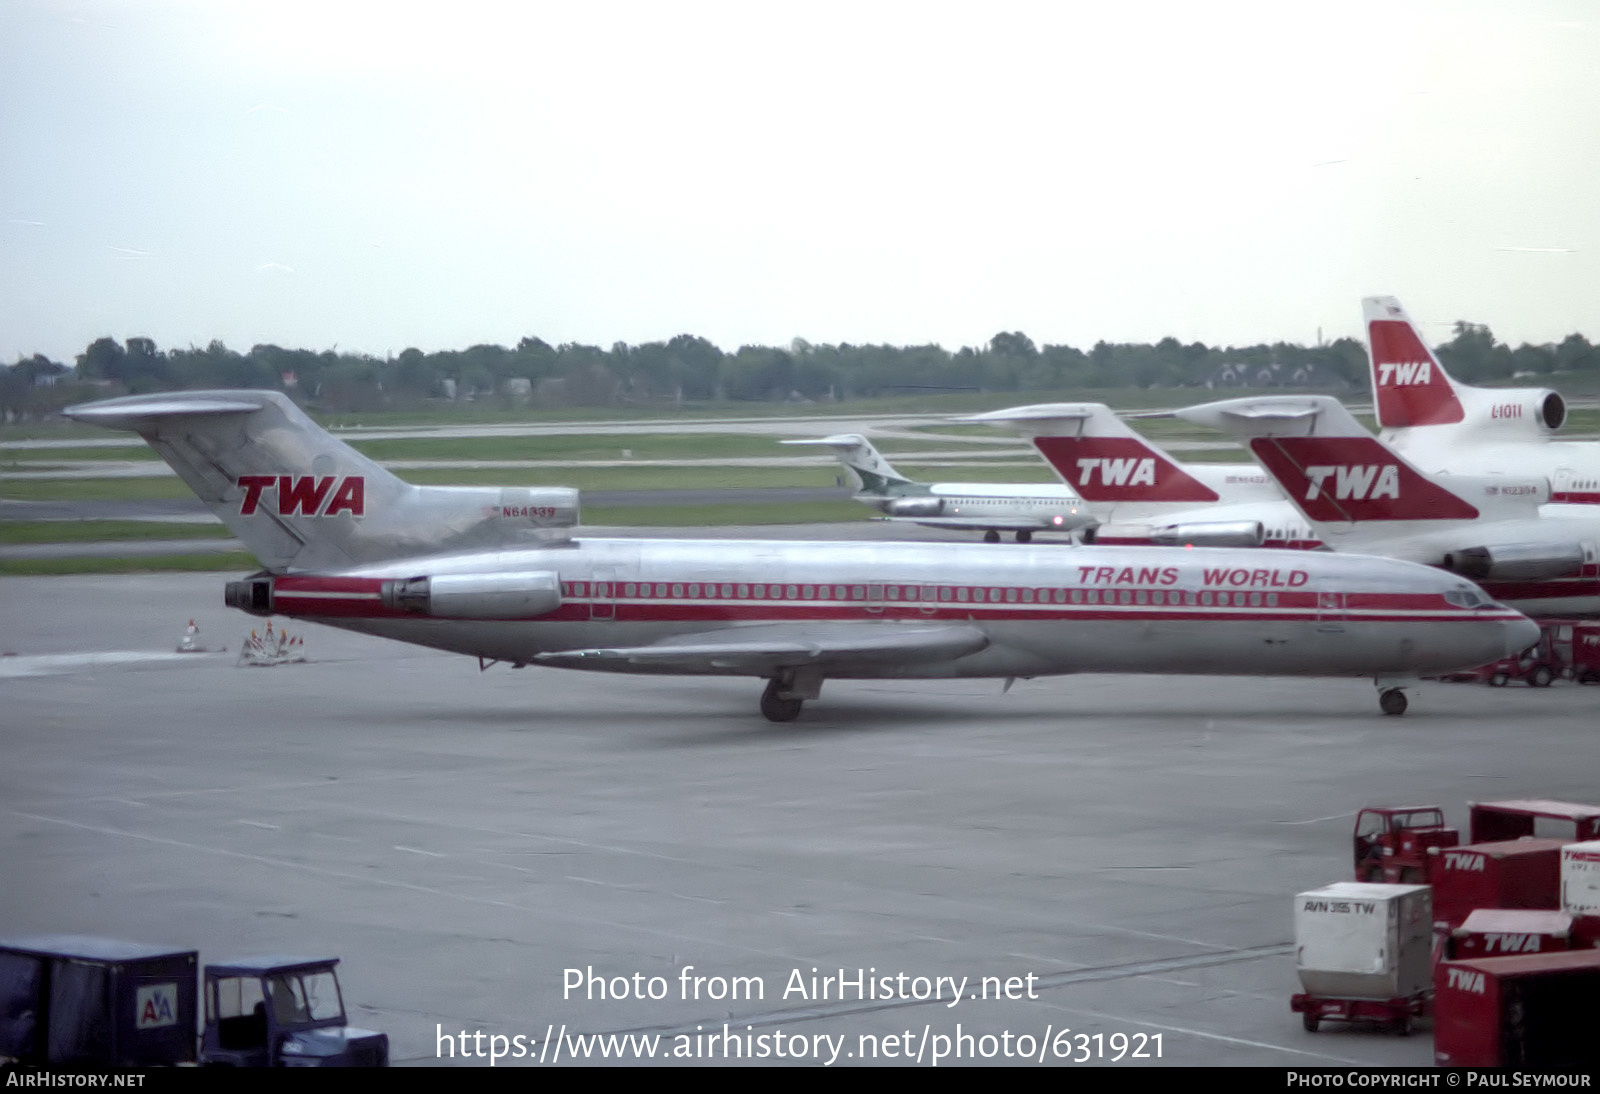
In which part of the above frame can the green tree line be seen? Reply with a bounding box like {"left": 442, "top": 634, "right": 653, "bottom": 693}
{"left": 3, "top": 323, "right": 1595, "bottom": 420}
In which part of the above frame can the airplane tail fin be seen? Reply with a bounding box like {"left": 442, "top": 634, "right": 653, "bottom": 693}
{"left": 1174, "top": 395, "right": 1545, "bottom": 526}
{"left": 1363, "top": 296, "right": 1466, "bottom": 428}
{"left": 961, "top": 403, "right": 1219, "bottom": 502}
{"left": 64, "top": 390, "right": 578, "bottom": 573}
{"left": 780, "top": 434, "right": 913, "bottom": 494}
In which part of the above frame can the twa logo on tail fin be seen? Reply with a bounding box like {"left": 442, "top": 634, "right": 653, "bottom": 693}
{"left": 1248, "top": 436, "right": 1479, "bottom": 522}
{"left": 238, "top": 475, "right": 366, "bottom": 517}
{"left": 1364, "top": 296, "right": 1465, "bottom": 427}
{"left": 1033, "top": 437, "right": 1218, "bottom": 502}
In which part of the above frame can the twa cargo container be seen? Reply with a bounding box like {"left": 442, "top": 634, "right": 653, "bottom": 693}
{"left": 1559, "top": 839, "right": 1600, "bottom": 916}
{"left": 1451, "top": 909, "right": 1572, "bottom": 960}
{"left": 1429, "top": 839, "right": 1565, "bottom": 927}
{"left": 1291, "top": 883, "right": 1432, "bottom": 1032}
{"left": 1434, "top": 949, "right": 1600, "bottom": 1067}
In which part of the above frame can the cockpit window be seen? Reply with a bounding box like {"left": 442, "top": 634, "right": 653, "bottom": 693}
{"left": 1444, "top": 587, "right": 1490, "bottom": 609}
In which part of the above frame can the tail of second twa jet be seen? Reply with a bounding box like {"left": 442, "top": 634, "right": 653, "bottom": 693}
{"left": 1364, "top": 295, "right": 1567, "bottom": 438}
{"left": 1175, "top": 394, "right": 1548, "bottom": 540}
{"left": 64, "top": 390, "right": 578, "bottom": 573}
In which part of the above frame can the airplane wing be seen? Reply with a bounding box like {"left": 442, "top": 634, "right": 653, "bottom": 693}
{"left": 532, "top": 622, "right": 989, "bottom": 674}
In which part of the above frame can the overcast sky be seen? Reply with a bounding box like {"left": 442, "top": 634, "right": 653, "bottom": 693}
{"left": 2, "top": 0, "right": 1596, "bottom": 365}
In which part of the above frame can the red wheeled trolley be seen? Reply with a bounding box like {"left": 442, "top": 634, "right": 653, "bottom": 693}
{"left": 1292, "top": 883, "right": 1434, "bottom": 1036}
{"left": 1290, "top": 991, "right": 1428, "bottom": 1035}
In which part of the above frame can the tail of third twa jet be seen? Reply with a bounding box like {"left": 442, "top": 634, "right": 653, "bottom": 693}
{"left": 1364, "top": 296, "right": 1567, "bottom": 438}
{"left": 63, "top": 390, "right": 579, "bottom": 573}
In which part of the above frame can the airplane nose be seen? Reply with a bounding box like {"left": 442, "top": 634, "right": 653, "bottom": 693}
{"left": 1502, "top": 613, "right": 1542, "bottom": 658}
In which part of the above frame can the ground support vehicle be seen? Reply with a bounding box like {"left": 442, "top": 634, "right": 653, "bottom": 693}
{"left": 1447, "top": 909, "right": 1573, "bottom": 960}
{"left": 1292, "top": 883, "right": 1433, "bottom": 1036}
{"left": 0, "top": 937, "right": 197, "bottom": 1067}
{"left": 1434, "top": 949, "right": 1600, "bottom": 1066}
{"left": 1352, "top": 806, "right": 1458, "bottom": 883}
{"left": 1289, "top": 991, "right": 1429, "bottom": 1036}
{"left": 1470, "top": 800, "right": 1600, "bottom": 844}
{"left": 202, "top": 956, "right": 386, "bottom": 1067}
{"left": 1448, "top": 620, "right": 1600, "bottom": 686}
{"left": 0, "top": 937, "right": 385, "bottom": 1068}
{"left": 1571, "top": 622, "right": 1600, "bottom": 683}
{"left": 1429, "top": 839, "right": 1565, "bottom": 928}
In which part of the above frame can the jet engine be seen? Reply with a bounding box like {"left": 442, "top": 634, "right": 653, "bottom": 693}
{"left": 380, "top": 572, "right": 563, "bottom": 618}
{"left": 1085, "top": 521, "right": 1265, "bottom": 548}
{"left": 1441, "top": 543, "right": 1587, "bottom": 581}
{"left": 1458, "top": 388, "right": 1567, "bottom": 437}
{"left": 883, "top": 497, "right": 946, "bottom": 518}
{"left": 1148, "top": 521, "right": 1265, "bottom": 548}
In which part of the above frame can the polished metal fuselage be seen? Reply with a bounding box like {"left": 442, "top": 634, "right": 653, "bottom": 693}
{"left": 269, "top": 538, "right": 1535, "bottom": 681}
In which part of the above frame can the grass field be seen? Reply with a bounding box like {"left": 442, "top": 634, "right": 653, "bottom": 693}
{"left": 0, "top": 552, "right": 259, "bottom": 576}
{"left": 0, "top": 520, "right": 231, "bottom": 544}
{"left": 5, "top": 383, "right": 1596, "bottom": 573}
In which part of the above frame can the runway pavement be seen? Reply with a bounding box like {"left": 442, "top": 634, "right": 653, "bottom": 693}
{"left": 4, "top": 572, "right": 1598, "bottom": 1067}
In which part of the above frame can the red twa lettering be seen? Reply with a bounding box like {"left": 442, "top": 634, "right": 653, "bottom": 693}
{"left": 235, "top": 475, "right": 365, "bottom": 517}
{"left": 277, "top": 475, "right": 334, "bottom": 515}
{"left": 237, "top": 475, "right": 275, "bottom": 515}
{"left": 326, "top": 476, "right": 364, "bottom": 516}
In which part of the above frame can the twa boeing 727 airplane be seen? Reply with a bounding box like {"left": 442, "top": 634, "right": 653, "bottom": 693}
{"left": 963, "top": 403, "right": 1318, "bottom": 549}
{"left": 65, "top": 390, "right": 1537, "bottom": 719}
{"left": 1176, "top": 394, "right": 1600, "bottom": 622}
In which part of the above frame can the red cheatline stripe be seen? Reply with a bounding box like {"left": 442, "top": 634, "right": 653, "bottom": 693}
{"left": 269, "top": 598, "right": 1520, "bottom": 626}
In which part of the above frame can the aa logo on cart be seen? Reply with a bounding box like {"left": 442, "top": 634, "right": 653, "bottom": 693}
{"left": 136, "top": 983, "right": 179, "bottom": 1029}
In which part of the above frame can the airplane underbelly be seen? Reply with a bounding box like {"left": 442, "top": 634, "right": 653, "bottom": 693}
{"left": 316, "top": 614, "right": 1515, "bottom": 681}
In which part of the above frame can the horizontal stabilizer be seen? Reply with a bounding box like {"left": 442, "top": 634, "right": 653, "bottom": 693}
{"left": 63, "top": 395, "right": 264, "bottom": 426}
{"left": 1176, "top": 395, "right": 1547, "bottom": 524}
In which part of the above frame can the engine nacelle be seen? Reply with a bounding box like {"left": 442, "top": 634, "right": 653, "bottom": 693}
{"left": 1148, "top": 521, "right": 1265, "bottom": 548}
{"left": 380, "top": 571, "right": 563, "bottom": 619}
{"left": 1459, "top": 388, "right": 1567, "bottom": 437}
{"left": 1442, "top": 543, "right": 1587, "bottom": 581}
{"left": 225, "top": 576, "right": 275, "bottom": 616}
{"left": 1086, "top": 521, "right": 1264, "bottom": 548}
{"left": 884, "top": 496, "right": 945, "bottom": 518}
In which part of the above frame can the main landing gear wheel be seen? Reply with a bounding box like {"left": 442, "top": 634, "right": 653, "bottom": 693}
{"left": 760, "top": 679, "right": 803, "bottom": 723}
{"left": 1379, "top": 689, "right": 1408, "bottom": 716}
{"left": 983, "top": 530, "right": 1001, "bottom": 544}
{"left": 1015, "top": 530, "right": 1032, "bottom": 544}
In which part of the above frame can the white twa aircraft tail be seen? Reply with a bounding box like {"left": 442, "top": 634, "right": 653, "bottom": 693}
{"left": 64, "top": 390, "right": 579, "bottom": 573}
{"left": 1364, "top": 296, "right": 1567, "bottom": 439}
{"left": 1175, "top": 394, "right": 1548, "bottom": 531}
{"left": 960, "top": 402, "right": 1224, "bottom": 503}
